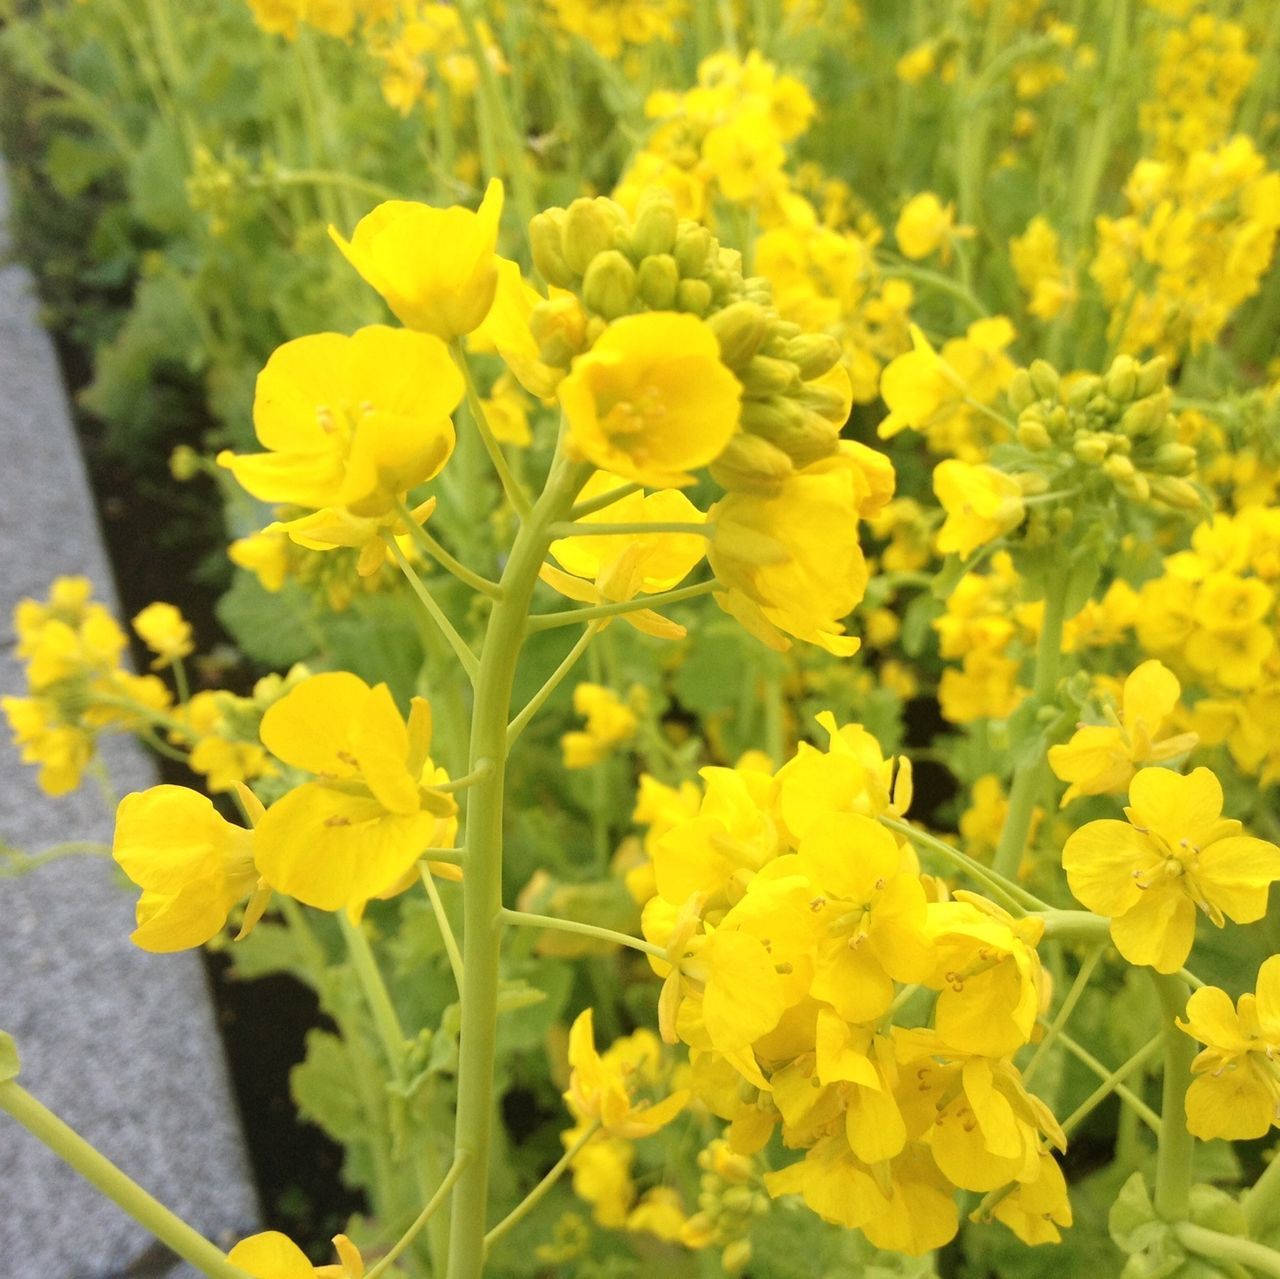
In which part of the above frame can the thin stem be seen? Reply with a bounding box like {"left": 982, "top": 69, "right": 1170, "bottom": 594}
{"left": 0, "top": 1082, "right": 253, "bottom": 1279}
{"left": 548, "top": 521, "right": 712, "bottom": 539}
{"left": 1022, "top": 944, "right": 1106, "bottom": 1085}
{"left": 483, "top": 1119, "right": 603, "bottom": 1251}
{"left": 992, "top": 579, "right": 1067, "bottom": 880}
{"left": 1152, "top": 972, "right": 1195, "bottom": 1222}
{"left": 435, "top": 761, "right": 495, "bottom": 794}
{"left": 527, "top": 579, "right": 717, "bottom": 632}
{"left": 451, "top": 343, "right": 534, "bottom": 522}
{"left": 385, "top": 535, "right": 480, "bottom": 682}
{"left": 1036, "top": 908, "right": 1112, "bottom": 944}
{"left": 570, "top": 482, "right": 642, "bottom": 519}
{"left": 1057, "top": 1032, "right": 1162, "bottom": 1136}
{"left": 395, "top": 499, "right": 502, "bottom": 599}
{"left": 338, "top": 915, "right": 408, "bottom": 1077}
{"left": 880, "top": 261, "right": 990, "bottom": 318}
{"left": 273, "top": 168, "right": 400, "bottom": 203}
{"left": 171, "top": 657, "right": 190, "bottom": 705}
{"left": 879, "top": 816, "right": 1049, "bottom": 913}
{"left": 1175, "top": 1224, "right": 1280, "bottom": 1279}
{"left": 499, "top": 908, "right": 666, "bottom": 961}
{"left": 506, "top": 624, "right": 600, "bottom": 749}
{"left": 421, "top": 866, "right": 465, "bottom": 991}
{"left": 366, "top": 1154, "right": 471, "bottom": 1279}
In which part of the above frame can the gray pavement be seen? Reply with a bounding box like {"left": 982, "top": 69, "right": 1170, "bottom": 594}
{"left": 0, "top": 158, "right": 259, "bottom": 1276}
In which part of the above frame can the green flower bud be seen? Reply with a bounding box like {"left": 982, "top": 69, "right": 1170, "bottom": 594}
{"left": 1151, "top": 441, "right": 1198, "bottom": 475}
{"left": 723, "top": 1241, "right": 753, "bottom": 1276}
{"left": 1053, "top": 506, "right": 1074, "bottom": 532}
{"left": 1017, "top": 470, "right": 1050, "bottom": 495}
{"left": 1016, "top": 418, "right": 1053, "bottom": 450}
{"left": 1006, "top": 367, "right": 1036, "bottom": 414}
{"left": 1149, "top": 474, "right": 1205, "bottom": 509}
{"left": 529, "top": 296, "right": 587, "bottom": 366}
{"left": 1028, "top": 358, "right": 1060, "bottom": 401}
{"left": 529, "top": 210, "right": 575, "bottom": 287}
{"left": 674, "top": 223, "right": 714, "bottom": 277}
{"left": 1048, "top": 405, "right": 1070, "bottom": 433}
{"left": 706, "top": 300, "right": 769, "bottom": 368}
{"left": 739, "top": 355, "right": 801, "bottom": 397}
{"left": 676, "top": 277, "right": 713, "bottom": 316}
{"left": 798, "top": 378, "right": 850, "bottom": 422}
{"left": 1103, "top": 453, "right": 1136, "bottom": 481}
{"left": 635, "top": 253, "right": 680, "bottom": 309}
{"left": 562, "top": 198, "right": 622, "bottom": 275}
{"left": 169, "top": 445, "right": 201, "bottom": 482}
{"left": 1136, "top": 354, "right": 1169, "bottom": 398}
{"left": 709, "top": 434, "right": 796, "bottom": 497}
{"left": 582, "top": 249, "right": 637, "bottom": 320}
{"left": 1073, "top": 435, "right": 1109, "bottom": 465}
{"left": 744, "top": 399, "right": 840, "bottom": 466}
{"left": 1104, "top": 354, "right": 1139, "bottom": 403}
{"left": 1120, "top": 392, "right": 1171, "bottom": 438}
{"left": 786, "top": 332, "right": 842, "bottom": 380}
{"left": 1066, "top": 375, "right": 1101, "bottom": 411}
{"left": 1123, "top": 471, "right": 1151, "bottom": 502}
{"left": 630, "top": 188, "right": 679, "bottom": 258}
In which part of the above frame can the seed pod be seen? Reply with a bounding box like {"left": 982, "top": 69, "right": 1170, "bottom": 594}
{"left": 582, "top": 249, "right": 637, "bottom": 320}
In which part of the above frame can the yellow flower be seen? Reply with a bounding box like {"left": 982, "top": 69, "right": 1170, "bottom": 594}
{"left": 1048, "top": 660, "right": 1198, "bottom": 804}
{"left": 112, "top": 786, "right": 259, "bottom": 953}
{"left": 562, "top": 683, "right": 638, "bottom": 769}
{"left": 987, "top": 1151, "right": 1073, "bottom": 1245}
{"left": 1062, "top": 767, "right": 1280, "bottom": 972}
{"left": 565, "top": 1009, "right": 688, "bottom": 1138}
{"left": 228, "top": 1230, "right": 365, "bottom": 1279}
{"left": 1177, "top": 956, "right": 1280, "bottom": 1140}
{"left": 559, "top": 312, "right": 742, "bottom": 488}
{"left": 255, "top": 672, "right": 456, "bottom": 912}
{"left": 217, "top": 327, "right": 462, "bottom": 516}
{"left": 2, "top": 696, "right": 94, "bottom": 797}
{"left": 131, "top": 602, "right": 194, "bottom": 670}
{"left": 329, "top": 180, "right": 504, "bottom": 340}
{"left": 709, "top": 445, "right": 891, "bottom": 654}
{"left": 933, "top": 460, "right": 1025, "bottom": 559}
{"left": 895, "top": 192, "right": 972, "bottom": 262}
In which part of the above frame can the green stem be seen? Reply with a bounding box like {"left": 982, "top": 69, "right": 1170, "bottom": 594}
{"left": 436, "top": 762, "right": 495, "bottom": 794}
{"left": 1070, "top": 0, "right": 1128, "bottom": 238}
{"left": 992, "top": 580, "right": 1067, "bottom": 880}
{"left": 1174, "top": 1223, "right": 1280, "bottom": 1278}
{"left": 366, "top": 1154, "right": 471, "bottom": 1279}
{"left": 421, "top": 866, "right": 465, "bottom": 991}
{"left": 506, "top": 624, "right": 600, "bottom": 749}
{"left": 498, "top": 908, "right": 666, "bottom": 961}
{"left": 527, "top": 579, "right": 717, "bottom": 631}
{"left": 273, "top": 168, "right": 401, "bottom": 203}
{"left": 570, "top": 482, "right": 642, "bottom": 519}
{"left": 1244, "top": 1149, "right": 1280, "bottom": 1234}
{"left": 879, "top": 816, "right": 1048, "bottom": 913}
{"left": 548, "top": 521, "right": 712, "bottom": 538}
{"left": 386, "top": 536, "right": 480, "bottom": 682}
{"left": 451, "top": 343, "right": 534, "bottom": 521}
{"left": 1036, "top": 908, "right": 1112, "bottom": 944}
{"left": 879, "top": 261, "right": 990, "bottom": 319}
{"left": 483, "top": 1119, "right": 602, "bottom": 1251}
{"left": 1022, "top": 943, "right": 1106, "bottom": 1085}
{"left": 445, "top": 450, "right": 589, "bottom": 1279}
{"left": 1152, "top": 972, "right": 1195, "bottom": 1222}
{"left": 0, "top": 1082, "right": 253, "bottom": 1279}
{"left": 1057, "top": 1031, "right": 1162, "bottom": 1135}
{"left": 338, "top": 914, "right": 407, "bottom": 1076}
{"left": 396, "top": 498, "right": 502, "bottom": 599}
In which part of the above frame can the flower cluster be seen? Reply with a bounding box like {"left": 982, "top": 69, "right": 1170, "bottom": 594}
{"left": 546, "top": 0, "right": 686, "bottom": 59}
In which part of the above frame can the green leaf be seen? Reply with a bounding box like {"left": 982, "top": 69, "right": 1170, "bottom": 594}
{"left": 1111, "top": 1172, "right": 1168, "bottom": 1256}
{"left": 0, "top": 1032, "right": 21, "bottom": 1082}
{"left": 291, "top": 1029, "right": 367, "bottom": 1148}
{"left": 43, "top": 133, "right": 116, "bottom": 199}
{"left": 215, "top": 572, "right": 316, "bottom": 668}
{"left": 496, "top": 963, "right": 573, "bottom": 1055}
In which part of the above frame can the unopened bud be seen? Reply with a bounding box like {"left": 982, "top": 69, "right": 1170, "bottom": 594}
{"left": 1017, "top": 471, "right": 1050, "bottom": 495}
{"left": 1123, "top": 471, "right": 1151, "bottom": 502}
{"left": 1028, "top": 359, "right": 1060, "bottom": 401}
{"left": 1149, "top": 474, "right": 1204, "bottom": 509}
{"left": 674, "top": 223, "right": 714, "bottom": 277}
{"left": 630, "top": 188, "right": 679, "bottom": 258}
{"left": 1066, "top": 375, "right": 1101, "bottom": 411}
{"left": 1136, "top": 354, "right": 1169, "bottom": 398}
{"left": 1151, "top": 441, "right": 1198, "bottom": 475}
{"left": 1053, "top": 506, "right": 1074, "bottom": 532}
{"left": 636, "top": 253, "right": 679, "bottom": 309}
{"left": 739, "top": 355, "right": 800, "bottom": 397}
{"left": 798, "top": 378, "right": 851, "bottom": 422}
{"left": 529, "top": 210, "right": 575, "bottom": 287}
{"left": 169, "top": 445, "right": 200, "bottom": 481}
{"left": 709, "top": 433, "right": 796, "bottom": 496}
{"left": 1120, "top": 392, "right": 1170, "bottom": 438}
{"left": 786, "top": 333, "right": 842, "bottom": 380}
{"left": 1006, "top": 367, "right": 1036, "bottom": 414}
{"left": 722, "top": 1240, "right": 752, "bottom": 1275}
{"left": 582, "top": 249, "right": 637, "bottom": 320}
{"left": 707, "top": 301, "right": 769, "bottom": 368}
{"left": 529, "top": 296, "right": 588, "bottom": 366}
{"left": 1073, "top": 435, "right": 1108, "bottom": 465}
{"left": 676, "top": 278, "right": 713, "bottom": 316}
{"left": 562, "top": 198, "right": 621, "bottom": 275}
{"left": 1104, "top": 354, "right": 1138, "bottom": 402}
{"left": 746, "top": 402, "right": 840, "bottom": 467}
{"left": 1103, "top": 453, "right": 1136, "bottom": 481}
{"left": 1016, "top": 418, "right": 1053, "bottom": 450}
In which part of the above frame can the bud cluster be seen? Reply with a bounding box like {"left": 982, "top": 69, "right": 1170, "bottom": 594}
{"left": 1007, "top": 353, "right": 1204, "bottom": 510}
{"left": 679, "top": 1139, "right": 767, "bottom": 1275}
{"left": 529, "top": 187, "right": 848, "bottom": 493}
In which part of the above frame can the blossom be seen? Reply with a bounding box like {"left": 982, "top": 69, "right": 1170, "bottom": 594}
{"left": 131, "top": 602, "right": 194, "bottom": 670}
{"left": 1178, "top": 956, "right": 1280, "bottom": 1140}
{"left": 933, "top": 460, "right": 1026, "bottom": 559}
{"left": 1062, "top": 767, "right": 1280, "bottom": 972}
{"left": 562, "top": 684, "right": 638, "bottom": 768}
{"left": 255, "top": 672, "right": 456, "bottom": 912}
{"left": 559, "top": 312, "right": 742, "bottom": 488}
{"left": 112, "top": 786, "right": 260, "bottom": 953}
{"left": 1048, "top": 660, "right": 1198, "bottom": 804}
{"left": 895, "top": 192, "right": 972, "bottom": 262}
{"left": 329, "top": 180, "right": 504, "bottom": 339}
{"left": 217, "top": 327, "right": 462, "bottom": 517}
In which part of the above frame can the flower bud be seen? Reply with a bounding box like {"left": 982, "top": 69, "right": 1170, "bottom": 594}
{"left": 1028, "top": 358, "right": 1060, "bottom": 401}
{"left": 1053, "top": 506, "right": 1074, "bottom": 532}
{"left": 635, "top": 253, "right": 679, "bottom": 309}
{"left": 1119, "top": 392, "right": 1170, "bottom": 438}
{"left": 529, "top": 296, "right": 588, "bottom": 366}
{"left": 676, "top": 277, "right": 713, "bottom": 316}
{"left": 630, "top": 188, "right": 679, "bottom": 258}
{"left": 529, "top": 210, "right": 575, "bottom": 287}
{"left": 1151, "top": 441, "right": 1198, "bottom": 475}
{"left": 1136, "top": 354, "right": 1169, "bottom": 398}
{"left": 1073, "top": 435, "right": 1108, "bottom": 465}
{"left": 744, "top": 399, "right": 840, "bottom": 466}
{"left": 1104, "top": 354, "right": 1138, "bottom": 403}
{"left": 674, "top": 223, "right": 714, "bottom": 276}
{"left": 786, "top": 332, "right": 843, "bottom": 380}
{"left": 709, "top": 433, "right": 796, "bottom": 496}
{"left": 562, "top": 198, "right": 622, "bottom": 275}
{"left": 1016, "top": 417, "right": 1053, "bottom": 450}
{"left": 1149, "top": 474, "right": 1204, "bottom": 509}
{"left": 798, "top": 378, "right": 851, "bottom": 422}
{"left": 169, "top": 445, "right": 201, "bottom": 482}
{"left": 1006, "top": 367, "right": 1036, "bottom": 414}
{"left": 722, "top": 1240, "right": 752, "bottom": 1275}
{"left": 707, "top": 300, "right": 769, "bottom": 368}
{"left": 739, "top": 355, "right": 801, "bottom": 397}
{"left": 582, "top": 249, "right": 637, "bottom": 320}
{"left": 1103, "top": 453, "right": 1136, "bottom": 481}
{"left": 1066, "top": 375, "right": 1100, "bottom": 411}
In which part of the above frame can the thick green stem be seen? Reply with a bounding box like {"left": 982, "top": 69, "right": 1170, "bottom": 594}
{"left": 1245, "top": 1150, "right": 1280, "bottom": 1235}
{"left": 445, "top": 452, "right": 588, "bottom": 1279}
{"left": 0, "top": 1082, "right": 253, "bottom": 1279}
{"left": 992, "top": 581, "right": 1067, "bottom": 880}
{"left": 1152, "top": 972, "right": 1195, "bottom": 1222}
{"left": 1175, "top": 1223, "right": 1280, "bottom": 1278}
